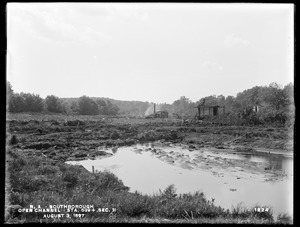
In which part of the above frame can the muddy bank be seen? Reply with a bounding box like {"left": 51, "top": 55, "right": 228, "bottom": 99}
{"left": 6, "top": 117, "right": 293, "bottom": 164}
{"left": 130, "top": 142, "right": 291, "bottom": 182}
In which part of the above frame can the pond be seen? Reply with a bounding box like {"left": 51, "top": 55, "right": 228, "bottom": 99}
{"left": 66, "top": 143, "right": 293, "bottom": 217}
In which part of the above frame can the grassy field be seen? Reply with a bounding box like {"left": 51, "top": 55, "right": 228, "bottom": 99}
{"left": 5, "top": 113, "right": 293, "bottom": 224}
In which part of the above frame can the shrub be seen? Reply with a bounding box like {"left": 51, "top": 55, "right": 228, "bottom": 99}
{"left": 110, "top": 131, "right": 120, "bottom": 140}
{"left": 7, "top": 149, "right": 27, "bottom": 171}
{"left": 9, "top": 191, "right": 23, "bottom": 205}
{"left": 37, "top": 165, "right": 58, "bottom": 175}
{"left": 137, "top": 130, "right": 156, "bottom": 141}
{"left": 116, "top": 192, "right": 153, "bottom": 217}
{"left": 62, "top": 166, "right": 80, "bottom": 187}
{"left": 12, "top": 173, "right": 43, "bottom": 192}
{"left": 153, "top": 186, "right": 226, "bottom": 219}
{"left": 162, "top": 184, "right": 177, "bottom": 200}
{"left": 95, "top": 171, "right": 129, "bottom": 191}
{"left": 231, "top": 203, "right": 253, "bottom": 219}
{"left": 277, "top": 213, "right": 292, "bottom": 224}
{"left": 9, "top": 135, "right": 18, "bottom": 145}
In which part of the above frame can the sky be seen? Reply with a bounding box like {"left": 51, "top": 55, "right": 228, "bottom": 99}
{"left": 7, "top": 3, "right": 294, "bottom": 104}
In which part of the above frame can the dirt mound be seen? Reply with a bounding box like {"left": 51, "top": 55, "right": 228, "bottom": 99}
{"left": 136, "top": 129, "right": 180, "bottom": 142}
{"left": 74, "top": 153, "right": 87, "bottom": 158}
{"left": 24, "top": 142, "right": 53, "bottom": 150}
{"left": 110, "top": 131, "right": 120, "bottom": 140}
{"left": 50, "top": 120, "right": 60, "bottom": 126}
{"left": 63, "top": 120, "right": 85, "bottom": 126}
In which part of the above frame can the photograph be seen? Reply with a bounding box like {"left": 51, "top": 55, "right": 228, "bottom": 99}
{"left": 5, "top": 2, "right": 294, "bottom": 224}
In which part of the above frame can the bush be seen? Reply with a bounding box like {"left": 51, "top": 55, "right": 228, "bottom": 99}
{"left": 95, "top": 171, "right": 129, "bottom": 191}
{"left": 37, "top": 165, "right": 58, "bottom": 175}
{"left": 277, "top": 213, "right": 292, "bottom": 224}
{"left": 7, "top": 149, "right": 27, "bottom": 171}
{"left": 246, "top": 113, "right": 262, "bottom": 125}
{"left": 256, "top": 109, "right": 289, "bottom": 125}
{"left": 154, "top": 186, "right": 225, "bottom": 219}
{"left": 137, "top": 130, "right": 156, "bottom": 141}
{"left": 9, "top": 135, "right": 18, "bottom": 145}
{"left": 231, "top": 204, "right": 253, "bottom": 219}
{"left": 116, "top": 192, "right": 154, "bottom": 217}
{"left": 62, "top": 166, "right": 81, "bottom": 187}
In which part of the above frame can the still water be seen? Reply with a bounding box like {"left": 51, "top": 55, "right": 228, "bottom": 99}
{"left": 66, "top": 144, "right": 293, "bottom": 217}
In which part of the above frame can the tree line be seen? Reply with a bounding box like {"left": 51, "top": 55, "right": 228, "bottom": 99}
{"left": 6, "top": 82, "right": 120, "bottom": 116}
{"left": 6, "top": 81, "right": 294, "bottom": 124}
{"left": 155, "top": 82, "right": 294, "bottom": 124}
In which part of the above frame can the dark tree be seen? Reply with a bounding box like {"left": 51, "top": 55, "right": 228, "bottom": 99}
{"left": 7, "top": 81, "right": 14, "bottom": 112}
{"left": 78, "top": 96, "right": 99, "bottom": 115}
{"left": 8, "top": 93, "right": 26, "bottom": 112}
{"left": 96, "top": 99, "right": 108, "bottom": 115}
{"left": 21, "top": 93, "right": 44, "bottom": 112}
{"left": 45, "top": 95, "right": 63, "bottom": 113}
{"left": 263, "top": 83, "right": 289, "bottom": 111}
{"left": 105, "top": 100, "right": 119, "bottom": 115}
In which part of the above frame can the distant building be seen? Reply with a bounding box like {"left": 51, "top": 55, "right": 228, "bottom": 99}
{"left": 195, "top": 104, "right": 225, "bottom": 119}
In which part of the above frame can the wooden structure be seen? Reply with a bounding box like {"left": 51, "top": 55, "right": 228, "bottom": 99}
{"left": 195, "top": 104, "right": 225, "bottom": 119}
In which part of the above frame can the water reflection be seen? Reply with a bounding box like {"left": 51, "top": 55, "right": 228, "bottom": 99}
{"left": 238, "top": 153, "right": 293, "bottom": 175}
{"left": 66, "top": 145, "right": 293, "bottom": 217}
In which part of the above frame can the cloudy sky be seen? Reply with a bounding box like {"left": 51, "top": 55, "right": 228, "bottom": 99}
{"left": 7, "top": 3, "right": 294, "bottom": 103}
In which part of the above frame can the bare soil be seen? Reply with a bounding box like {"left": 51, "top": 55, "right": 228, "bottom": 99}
{"left": 6, "top": 114, "right": 293, "bottom": 182}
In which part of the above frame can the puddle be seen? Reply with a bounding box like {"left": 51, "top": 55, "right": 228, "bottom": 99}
{"left": 66, "top": 144, "right": 293, "bottom": 217}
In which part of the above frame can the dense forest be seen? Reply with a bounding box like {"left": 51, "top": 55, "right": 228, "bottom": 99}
{"left": 6, "top": 81, "right": 294, "bottom": 125}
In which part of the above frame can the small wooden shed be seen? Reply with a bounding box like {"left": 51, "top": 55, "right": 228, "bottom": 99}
{"left": 196, "top": 104, "right": 225, "bottom": 119}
